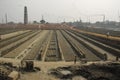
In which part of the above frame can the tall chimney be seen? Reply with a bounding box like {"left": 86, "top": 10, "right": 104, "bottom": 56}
{"left": 24, "top": 6, "right": 28, "bottom": 24}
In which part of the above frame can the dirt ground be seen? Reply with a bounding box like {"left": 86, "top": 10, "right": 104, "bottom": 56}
{"left": 19, "top": 61, "right": 83, "bottom": 80}
{"left": 0, "top": 58, "right": 83, "bottom": 80}
{"left": 0, "top": 58, "right": 120, "bottom": 80}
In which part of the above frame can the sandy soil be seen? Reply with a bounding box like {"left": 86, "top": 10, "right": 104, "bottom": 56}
{"left": 0, "top": 58, "right": 82, "bottom": 80}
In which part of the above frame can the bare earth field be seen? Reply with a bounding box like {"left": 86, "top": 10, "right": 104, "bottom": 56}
{"left": 0, "top": 24, "right": 120, "bottom": 80}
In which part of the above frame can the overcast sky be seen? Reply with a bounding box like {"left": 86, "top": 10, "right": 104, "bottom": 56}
{"left": 0, "top": 0, "right": 120, "bottom": 23}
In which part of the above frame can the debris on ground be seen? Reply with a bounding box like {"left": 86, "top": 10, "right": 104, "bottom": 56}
{"left": 49, "top": 61, "right": 120, "bottom": 80}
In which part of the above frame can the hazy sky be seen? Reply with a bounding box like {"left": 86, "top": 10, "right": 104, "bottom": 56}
{"left": 0, "top": 0, "right": 120, "bottom": 23}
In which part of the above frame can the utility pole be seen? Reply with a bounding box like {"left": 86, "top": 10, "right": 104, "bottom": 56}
{"left": 2, "top": 18, "right": 4, "bottom": 24}
{"left": 5, "top": 14, "right": 7, "bottom": 24}
{"left": 88, "top": 17, "right": 91, "bottom": 24}
{"left": 42, "top": 15, "right": 44, "bottom": 20}
{"left": 40, "top": 15, "right": 45, "bottom": 24}
{"left": 119, "top": 15, "right": 120, "bottom": 26}
{"left": 63, "top": 18, "right": 65, "bottom": 23}
{"left": 79, "top": 17, "right": 82, "bottom": 23}
{"left": 103, "top": 15, "right": 105, "bottom": 23}
{"left": 119, "top": 15, "right": 120, "bottom": 23}
{"left": 118, "top": 11, "right": 120, "bottom": 26}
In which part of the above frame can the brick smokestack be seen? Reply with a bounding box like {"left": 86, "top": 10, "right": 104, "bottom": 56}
{"left": 24, "top": 6, "right": 28, "bottom": 24}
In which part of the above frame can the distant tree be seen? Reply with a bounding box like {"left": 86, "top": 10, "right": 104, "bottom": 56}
{"left": 18, "top": 22, "right": 23, "bottom": 25}
{"left": 96, "top": 21, "right": 101, "bottom": 24}
{"left": 8, "top": 21, "right": 14, "bottom": 24}
{"left": 33, "top": 21, "right": 38, "bottom": 24}
{"left": 40, "top": 20, "right": 45, "bottom": 24}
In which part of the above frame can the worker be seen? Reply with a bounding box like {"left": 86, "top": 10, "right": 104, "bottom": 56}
{"left": 74, "top": 56, "right": 77, "bottom": 64}
{"left": 116, "top": 56, "right": 119, "bottom": 61}
{"left": 103, "top": 53, "right": 107, "bottom": 61}
{"left": 0, "top": 51, "right": 1, "bottom": 57}
{"left": 106, "top": 32, "right": 110, "bottom": 38}
{"left": 0, "top": 35, "right": 1, "bottom": 40}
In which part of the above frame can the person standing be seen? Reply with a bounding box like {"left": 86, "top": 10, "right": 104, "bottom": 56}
{"left": 74, "top": 56, "right": 77, "bottom": 64}
{"left": 106, "top": 32, "right": 110, "bottom": 38}
{"left": 0, "top": 34, "right": 1, "bottom": 40}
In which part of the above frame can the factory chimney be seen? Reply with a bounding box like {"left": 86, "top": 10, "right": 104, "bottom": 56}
{"left": 24, "top": 6, "right": 28, "bottom": 24}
